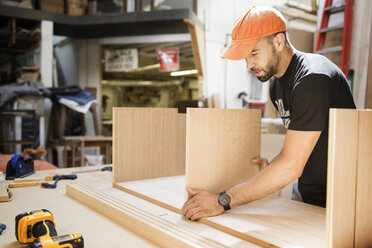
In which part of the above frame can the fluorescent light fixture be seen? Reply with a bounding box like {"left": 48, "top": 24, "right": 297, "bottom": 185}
{"left": 127, "top": 63, "right": 160, "bottom": 72}
{"left": 170, "top": 69, "right": 198, "bottom": 77}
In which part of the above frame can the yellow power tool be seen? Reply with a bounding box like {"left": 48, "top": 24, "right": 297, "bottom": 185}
{"left": 21, "top": 233, "right": 84, "bottom": 248}
{"left": 16, "top": 209, "right": 57, "bottom": 243}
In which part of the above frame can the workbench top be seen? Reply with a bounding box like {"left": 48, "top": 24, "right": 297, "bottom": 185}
{"left": 1, "top": 162, "right": 326, "bottom": 248}
{"left": 0, "top": 165, "right": 156, "bottom": 248}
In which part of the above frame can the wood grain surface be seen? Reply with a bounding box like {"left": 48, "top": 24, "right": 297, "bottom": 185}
{"left": 113, "top": 108, "right": 185, "bottom": 183}
{"left": 115, "top": 174, "right": 325, "bottom": 248}
{"left": 355, "top": 110, "right": 372, "bottom": 247}
{"left": 185, "top": 108, "right": 261, "bottom": 196}
{"left": 327, "top": 108, "right": 358, "bottom": 248}
{"left": 67, "top": 183, "right": 227, "bottom": 248}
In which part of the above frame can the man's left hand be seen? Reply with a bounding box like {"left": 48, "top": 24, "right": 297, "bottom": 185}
{"left": 181, "top": 187, "right": 224, "bottom": 221}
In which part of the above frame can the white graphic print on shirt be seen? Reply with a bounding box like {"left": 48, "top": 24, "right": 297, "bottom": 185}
{"left": 275, "top": 99, "right": 290, "bottom": 128}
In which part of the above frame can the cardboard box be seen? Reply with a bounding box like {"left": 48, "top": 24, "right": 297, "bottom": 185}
{"left": 18, "top": 66, "right": 39, "bottom": 82}
{"left": 40, "top": 0, "right": 64, "bottom": 14}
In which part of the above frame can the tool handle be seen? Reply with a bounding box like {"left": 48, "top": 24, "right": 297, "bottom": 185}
{"left": 26, "top": 233, "right": 84, "bottom": 248}
{"left": 55, "top": 174, "right": 77, "bottom": 180}
{"left": 101, "top": 166, "right": 112, "bottom": 171}
{"left": 41, "top": 182, "right": 57, "bottom": 188}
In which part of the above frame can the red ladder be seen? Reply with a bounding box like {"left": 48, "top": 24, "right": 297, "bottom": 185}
{"left": 315, "top": 0, "right": 354, "bottom": 78}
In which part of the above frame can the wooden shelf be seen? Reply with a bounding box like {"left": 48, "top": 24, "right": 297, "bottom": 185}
{"left": 0, "top": 6, "right": 202, "bottom": 38}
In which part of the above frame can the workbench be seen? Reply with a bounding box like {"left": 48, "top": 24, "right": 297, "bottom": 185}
{"left": 0, "top": 165, "right": 155, "bottom": 248}
{"left": 0, "top": 163, "right": 324, "bottom": 248}
{"left": 0, "top": 134, "right": 327, "bottom": 248}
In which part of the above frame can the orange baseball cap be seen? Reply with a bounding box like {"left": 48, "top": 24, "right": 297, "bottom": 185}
{"left": 221, "top": 6, "right": 287, "bottom": 60}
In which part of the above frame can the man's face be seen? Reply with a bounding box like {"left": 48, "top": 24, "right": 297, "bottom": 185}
{"left": 245, "top": 37, "right": 280, "bottom": 82}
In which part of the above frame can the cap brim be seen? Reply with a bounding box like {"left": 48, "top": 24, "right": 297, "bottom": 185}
{"left": 221, "top": 39, "right": 260, "bottom": 60}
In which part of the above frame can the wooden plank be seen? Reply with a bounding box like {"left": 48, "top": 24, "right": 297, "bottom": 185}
{"left": 114, "top": 181, "right": 277, "bottom": 248}
{"left": 9, "top": 182, "right": 39, "bottom": 188}
{"left": 115, "top": 174, "right": 325, "bottom": 248}
{"left": 326, "top": 108, "right": 358, "bottom": 248}
{"left": 184, "top": 18, "right": 205, "bottom": 81}
{"left": 185, "top": 108, "right": 261, "bottom": 196}
{"left": 66, "top": 183, "right": 226, "bottom": 248}
{"left": 14, "top": 178, "right": 41, "bottom": 182}
{"left": 113, "top": 108, "right": 185, "bottom": 183}
{"left": 0, "top": 181, "right": 11, "bottom": 202}
{"left": 366, "top": 26, "right": 372, "bottom": 108}
{"left": 355, "top": 110, "right": 372, "bottom": 247}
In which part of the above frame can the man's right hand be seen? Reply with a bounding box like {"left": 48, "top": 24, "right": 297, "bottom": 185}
{"left": 252, "top": 157, "right": 269, "bottom": 171}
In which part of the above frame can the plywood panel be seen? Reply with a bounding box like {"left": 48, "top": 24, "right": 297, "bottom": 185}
{"left": 113, "top": 108, "right": 185, "bottom": 183}
{"left": 115, "top": 175, "right": 325, "bottom": 248}
{"left": 184, "top": 18, "right": 205, "bottom": 81}
{"left": 185, "top": 108, "right": 261, "bottom": 195}
{"left": 355, "top": 110, "right": 372, "bottom": 247}
{"left": 326, "top": 108, "right": 358, "bottom": 248}
{"left": 67, "top": 183, "right": 226, "bottom": 248}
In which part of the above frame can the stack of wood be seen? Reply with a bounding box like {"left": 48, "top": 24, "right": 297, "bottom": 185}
{"left": 39, "top": 0, "right": 64, "bottom": 14}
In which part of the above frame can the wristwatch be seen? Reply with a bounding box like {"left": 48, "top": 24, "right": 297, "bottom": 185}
{"left": 218, "top": 191, "right": 231, "bottom": 211}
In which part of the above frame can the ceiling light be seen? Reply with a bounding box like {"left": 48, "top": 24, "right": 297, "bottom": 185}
{"left": 127, "top": 63, "right": 160, "bottom": 72}
{"left": 170, "top": 69, "right": 198, "bottom": 77}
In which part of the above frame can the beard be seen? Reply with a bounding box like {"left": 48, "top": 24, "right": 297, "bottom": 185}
{"left": 252, "top": 46, "right": 280, "bottom": 82}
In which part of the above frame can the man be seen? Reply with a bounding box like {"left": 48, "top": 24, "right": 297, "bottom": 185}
{"left": 182, "top": 6, "right": 356, "bottom": 221}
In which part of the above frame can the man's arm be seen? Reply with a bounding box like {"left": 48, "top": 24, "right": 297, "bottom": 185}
{"left": 181, "top": 130, "right": 321, "bottom": 220}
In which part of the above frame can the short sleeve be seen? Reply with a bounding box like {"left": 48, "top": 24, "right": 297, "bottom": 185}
{"left": 288, "top": 74, "right": 331, "bottom": 131}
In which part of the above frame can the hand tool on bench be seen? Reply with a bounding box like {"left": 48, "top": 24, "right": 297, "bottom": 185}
{"left": 15, "top": 209, "right": 84, "bottom": 247}
{"left": 21, "top": 232, "right": 84, "bottom": 248}
{"left": 0, "top": 223, "right": 6, "bottom": 235}
{"left": 72, "top": 165, "right": 112, "bottom": 174}
{"left": 41, "top": 174, "right": 77, "bottom": 189}
{"left": 16, "top": 209, "right": 57, "bottom": 243}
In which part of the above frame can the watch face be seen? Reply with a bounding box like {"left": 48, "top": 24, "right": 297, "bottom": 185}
{"left": 219, "top": 192, "right": 231, "bottom": 206}
{"left": 220, "top": 196, "right": 230, "bottom": 205}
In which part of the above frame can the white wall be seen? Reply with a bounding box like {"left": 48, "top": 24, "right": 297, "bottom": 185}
{"left": 197, "top": 0, "right": 286, "bottom": 109}
{"left": 54, "top": 37, "right": 79, "bottom": 86}
{"left": 349, "top": 0, "right": 372, "bottom": 108}
{"left": 76, "top": 39, "right": 101, "bottom": 136}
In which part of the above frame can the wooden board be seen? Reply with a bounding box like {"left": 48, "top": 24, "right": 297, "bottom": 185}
{"left": 0, "top": 181, "right": 10, "bottom": 202}
{"left": 184, "top": 18, "right": 205, "bottom": 81}
{"left": 0, "top": 165, "right": 257, "bottom": 248}
{"left": 355, "top": 110, "right": 372, "bottom": 247}
{"left": 113, "top": 108, "right": 185, "bottom": 183}
{"left": 326, "top": 108, "right": 358, "bottom": 247}
{"left": 185, "top": 108, "right": 261, "bottom": 196}
{"left": 115, "top": 175, "right": 326, "bottom": 248}
{"left": 0, "top": 166, "right": 158, "bottom": 248}
{"left": 326, "top": 108, "right": 359, "bottom": 248}
{"left": 66, "top": 183, "right": 226, "bottom": 248}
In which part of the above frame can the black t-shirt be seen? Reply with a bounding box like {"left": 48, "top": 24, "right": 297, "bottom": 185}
{"left": 270, "top": 51, "right": 356, "bottom": 207}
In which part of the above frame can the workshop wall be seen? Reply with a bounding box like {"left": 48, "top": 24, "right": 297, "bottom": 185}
{"left": 54, "top": 37, "right": 79, "bottom": 86}
{"left": 197, "top": 0, "right": 291, "bottom": 109}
